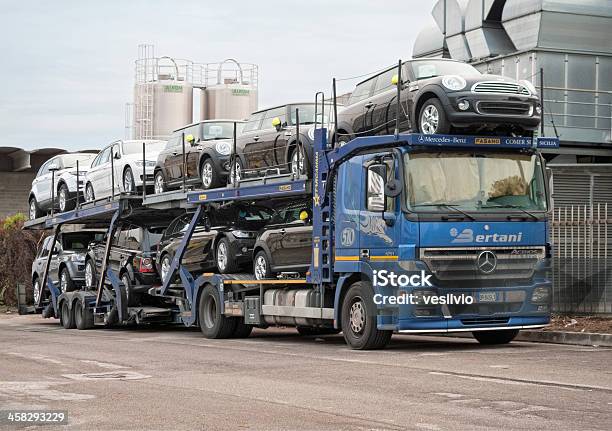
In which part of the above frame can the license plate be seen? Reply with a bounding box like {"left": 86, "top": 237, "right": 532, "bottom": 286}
{"left": 478, "top": 292, "right": 497, "bottom": 302}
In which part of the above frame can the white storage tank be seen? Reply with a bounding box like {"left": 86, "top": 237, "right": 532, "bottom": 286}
{"left": 200, "top": 59, "right": 258, "bottom": 121}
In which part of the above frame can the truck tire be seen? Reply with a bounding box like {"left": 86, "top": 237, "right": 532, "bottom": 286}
{"left": 60, "top": 301, "right": 76, "bottom": 329}
{"left": 232, "top": 319, "right": 253, "bottom": 338}
{"left": 341, "top": 281, "right": 392, "bottom": 350}
{"left": 198, "top": 284, "right": 236, "bottom": 338}
{"left": 472, "top": 329, "right": 519, "bottom": 345}
{"left": 297, "top": 326, "right": 341, "bottom": 336}
{"left": 74, "top": 298, "right": 94, "bottom": 330}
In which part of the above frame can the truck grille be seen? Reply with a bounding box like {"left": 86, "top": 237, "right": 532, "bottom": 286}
{"left": 472, "top": 81, "right": 531, "bottom": 95}
{"left": 476, "top": 101, "right": 532, "bottom": 116}
{"left": 419, "top": 246, "right": 545, "bottom": 282}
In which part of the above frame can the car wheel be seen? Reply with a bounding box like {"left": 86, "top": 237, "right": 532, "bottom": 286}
{"left": 60, "top": 301, "right": 76, "bottom": 329}
{"left": 85, "top": 183, "right": 95, "bottom": 202}
{"left": 85, "top": 259, "right": 96, "bottom": 289}
{"left": 216, "top": 238, "right": 238, "bottom": 274}
{"left": 198, "top": 284, "right": 237, "bottom": 338}
{"left": 419, "top": 98, "right": 450, "bottom": 135}
{"left": 289, "top": 146, "right": 306, "bottom": 177}
{"left": 341, "top": 281, "right": 392, "bottom": 350}
{"left": 123, "top": 167, "right": 136, "bottom": 193}
{"left": 29, "top": 197, "right": 42, "bottom": 220}
{"left": 74, "top": 298, "right": 94, "bottom": 330}
{"left": 229, "top": 159, "right": 242, "bottom": 184}
{"left": 472, "top": 329, "right": 519, "bottom": 345}
{"left": 59, "top": 267, "right": 75, "bottom": 293}
{"left": 253, "top": 251, "right": 271, "bottom": 280}
{"left": 336, "top": 135, "right": 351, "bottom": 148}
{"left": 154, "top": 171, "right": 166, "bottom": 194}
{"left": 32, "top": 277, "right": 42, "bottom": 305}
{"left": 200, "top": 159, "right": 218, "bottom": 189}
{"left": 121, "top": 273, "right": 138, "bottom": 307}
{"left": 58, "top": 183, "right": 75, "bottom": 212}
{"left": 160, "top": 254, "right": 172, "bottom": 284}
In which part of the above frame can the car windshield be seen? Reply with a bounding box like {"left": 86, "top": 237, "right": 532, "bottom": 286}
{"left": 62, "top": 232, "right": 102, "bottom": 250}
{"left": 404, "top": 151, "right": 548, "bottom": 212}
{"left": 60, "top": 154, "right": 95, "bottom": 168}
{"left": 289, "top": 104, "right": 333, "bottom": 126}
{"left": 410, "top": 60, "right": 481, "bottom": 80}
{"left": 122, "top": 141, "right": 166, "bottom": 155}
{"left": 202, "top": 122, "right": 244, "bottom": 140}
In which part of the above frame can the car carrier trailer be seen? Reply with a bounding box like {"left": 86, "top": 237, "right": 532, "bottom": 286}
{"left": 25, "top": 129, "right": 559, "bottom": 349}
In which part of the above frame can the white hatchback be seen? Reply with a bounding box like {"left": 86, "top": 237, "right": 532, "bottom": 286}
{"left": 85, "top": 140, "right": 165, "bottom": 201}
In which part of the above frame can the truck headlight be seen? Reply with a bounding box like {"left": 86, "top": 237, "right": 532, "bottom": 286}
{"left": 215, "top": 142, "right": 231, "bottom": 155}
{"left": 531, "top": 286, "right": 550, "bottom": 303}
{"left": 442, "top": 75, "right": 466, "bottom": 91}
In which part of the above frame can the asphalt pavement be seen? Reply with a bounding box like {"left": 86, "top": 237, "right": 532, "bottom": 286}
{"left": 1, "top": 314, "right": 611, "bottom": 430}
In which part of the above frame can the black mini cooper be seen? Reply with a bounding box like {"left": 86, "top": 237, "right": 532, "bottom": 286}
{"left": 336, "top": 58, "right": 541, "bottom": 140}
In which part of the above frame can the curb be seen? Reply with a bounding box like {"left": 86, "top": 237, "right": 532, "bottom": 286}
{"left": 516, "top": 330, "right": 612, "bottom": 347}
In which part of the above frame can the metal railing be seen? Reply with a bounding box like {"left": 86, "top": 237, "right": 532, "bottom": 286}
{"left": 551, "top": 204, "right": 612, "bottom": 315}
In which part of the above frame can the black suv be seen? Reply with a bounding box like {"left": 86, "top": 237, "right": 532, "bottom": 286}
{"left": 336, "top": 58, "right": 541, "bottom": 140}
{"left": 156, "top": 204, "right": 272, "bottom": 279}
{"left": 84, "top": 223, "right": 165, "bottom": 305}
{"left": 233, "top": 103, "right": 332, "bottom": 181}
{"left": 252, "top": 200, "right": 313, "bottom": 280}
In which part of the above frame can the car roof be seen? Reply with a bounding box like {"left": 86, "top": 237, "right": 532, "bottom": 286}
{"left": 173, "top": 119, "right": 246, "bottom": 132}
{"left": 355, "top": 57, "right": 464, "bottom": 86}
{"left": 251, "top": 102, "right": 318, "bottom": 115}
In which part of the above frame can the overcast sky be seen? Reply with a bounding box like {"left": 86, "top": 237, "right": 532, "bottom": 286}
{"left": 0, "top": 0, "right": 435, "bottom": 152}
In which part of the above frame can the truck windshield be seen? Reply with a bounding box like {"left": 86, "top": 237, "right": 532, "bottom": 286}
{"left": 404, "top": 151, "right": 548, "bottom": 212}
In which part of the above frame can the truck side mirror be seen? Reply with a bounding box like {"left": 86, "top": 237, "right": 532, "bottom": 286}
{"left": 384, "top": 178, "right": 402, "bottom": 197}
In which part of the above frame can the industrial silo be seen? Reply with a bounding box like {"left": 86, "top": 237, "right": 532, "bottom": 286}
{"left": 132, "top": 45, "right": 194, "bottom": 140}
{"left": 200, "top": 59, "right": 258, "bottom": 121}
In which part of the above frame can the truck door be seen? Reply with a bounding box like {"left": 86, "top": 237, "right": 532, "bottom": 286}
{"left": 359, "top": 153, "right": 401, "bottom": 261}
{"left": 333, "top": 156, "right": 363, "bottom": 264}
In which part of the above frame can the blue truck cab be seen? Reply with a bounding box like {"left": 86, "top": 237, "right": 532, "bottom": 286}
{"left": 312, "top": 131, "right": 556, "bottom": 348}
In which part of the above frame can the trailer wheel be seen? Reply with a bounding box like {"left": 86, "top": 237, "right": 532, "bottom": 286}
{"left": 74, "top": 298, "right": 94, "bottom": 330}
{"left": 341, "top": 282, "right": 391, "bottom": 350}
{"left": 232, "top": 319, "right": 253, "bottom": 338}
{"left": 472, "top": 329, "right": 519, "bottom": 345}
{"left": 198, "top": 284, "right": 236, "bottom": 338}
{"left": 297, "top": 326, "right": 341, "bottom": 336}
{"left": 60, "top": 301, "right": 76, "bottom": 329}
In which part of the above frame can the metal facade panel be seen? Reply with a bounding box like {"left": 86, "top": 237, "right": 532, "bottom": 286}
{"left": 539, "top": 11, "right": 612, "bottom": 54}
{"left": 502, "top": 13, "right": 541, "bottom": 50}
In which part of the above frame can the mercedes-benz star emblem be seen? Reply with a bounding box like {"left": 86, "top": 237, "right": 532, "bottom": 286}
{"left": 477, "top": 251, "right": 497, "bottom": 274}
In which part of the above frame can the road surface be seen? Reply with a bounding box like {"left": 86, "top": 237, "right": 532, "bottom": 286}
{"left": 1, "top": 314, "right": 611, "bottom": 430}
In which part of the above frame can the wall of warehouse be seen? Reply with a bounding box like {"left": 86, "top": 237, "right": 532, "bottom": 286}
{"left": 0, "top": 172, "right": 35, "bottom": 219}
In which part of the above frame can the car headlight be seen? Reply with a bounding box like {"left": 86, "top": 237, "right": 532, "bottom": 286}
{"left": 134, "top": 160, "right": 143, "bottom": 167}
{"left": 233, "top": 230, "right": 253, "bottom": 238}
{"left": 307, "top": 127, "right": 315, "bottom": 141}
{"left": 69, "top": 254, "right": 85, "bottom": 262}
{"left": 442, "top": 75, "right": 466, "bottom": 91}
{"left": 215, "top": 142, "right": 231, "bottom": 155}
{"left": 520, "top": 79, "right": 537, "bottom": 96}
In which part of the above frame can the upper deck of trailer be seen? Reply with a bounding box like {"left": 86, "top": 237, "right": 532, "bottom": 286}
{"left": 22, "top": 132, "right": 560, "bottom": 228}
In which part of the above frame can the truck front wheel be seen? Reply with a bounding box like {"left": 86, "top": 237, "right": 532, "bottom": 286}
{"left": 472, "top": 329, "right": 519, "bottom": 345}
{"left": 198, "top": 285, "right": 236, "bottom": 338}
{"left": 341, "top": 282, "right": 391, "bottom": 350}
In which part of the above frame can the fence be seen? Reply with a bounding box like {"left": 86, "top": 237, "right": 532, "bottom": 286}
{"left": 551, "top": 204, "right": 612, "bottom": 315}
